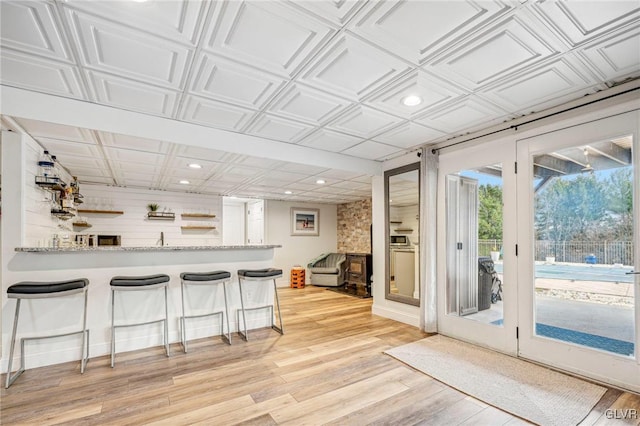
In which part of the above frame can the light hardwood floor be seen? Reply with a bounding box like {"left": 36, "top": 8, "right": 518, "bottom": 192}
{"left": 2, "top": 285, "right": 639, "bottom": 425}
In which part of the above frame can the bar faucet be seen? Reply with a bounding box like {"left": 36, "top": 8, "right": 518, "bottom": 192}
{"left": 160, "top": 231, "right": 164, "bottom": 246}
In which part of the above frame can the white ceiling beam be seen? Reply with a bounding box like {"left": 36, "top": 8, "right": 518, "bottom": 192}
{"left": 0, "top": 85, "right": 382, "bottom": 176}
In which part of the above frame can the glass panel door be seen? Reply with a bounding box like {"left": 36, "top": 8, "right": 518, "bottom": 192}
{"left": 517, "top": 111, "right": 640, "bottom": 392}
{"left": 437, "top": 138, "right": 517, "bottom": 355}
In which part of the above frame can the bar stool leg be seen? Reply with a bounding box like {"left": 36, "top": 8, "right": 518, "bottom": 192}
{"left": 237, "top": 277, "right": 249, "bottom": 341}
{"left": 111, "top": 288, "right": 116, "bottom": 368}
{"left": 272, "top": 278, "right": 284, "bottom": 335}
{"left": 5, "top": 299, "right": 23, "bottom": 389}
{"left": 164, "top": 285, "right": 170, "bottom": 357}
{"left": 222, "top": 281, "right": 232, "bottom": 344}
{"left": 80, "top": 288, "right": 89, "bottom": 373}
{"left": 180, "top": 279, "right": 188, "bottom": 353}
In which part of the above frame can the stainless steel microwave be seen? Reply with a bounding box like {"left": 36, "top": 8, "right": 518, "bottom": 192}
{"left": 96, "top": 235, "right": 121, "bottom": 246}
{"left": 390, "top": 235, "right": 409, "bottom": 245}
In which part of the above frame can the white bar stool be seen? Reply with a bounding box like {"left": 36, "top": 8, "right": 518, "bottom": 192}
{"left": 179, "top": 270, "right": 232, "bottom": 352}
{"left": 237, "top": 268, "right": 284, "bottom": 341}
{"left": 110, "top": 274, "right": 170, "bottom": 367}
{"left": 5, "top": 278, "right": 89, "bottom": 388}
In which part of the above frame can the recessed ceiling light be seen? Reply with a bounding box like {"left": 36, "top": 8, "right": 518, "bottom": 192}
{"left": 179, "top": 180, "right": 190, "bottom": 184}
{"left": 284, "top": 190, "right": 293, "bottom": 195}
{"left": 188, "top": 163, "right": 201, "bottom": 169}
{"left": 402, "top": 94, "right": 422, "bottom": 107}
{"left": 131, "top": 0, "right": 148, "bottom": 3}
{"left": 316, "top": 179, "right": 326, "bottom": 184}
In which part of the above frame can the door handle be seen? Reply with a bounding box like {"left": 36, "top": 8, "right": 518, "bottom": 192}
{"left": 625, "top": 271, "right": 640, "bottom": 275}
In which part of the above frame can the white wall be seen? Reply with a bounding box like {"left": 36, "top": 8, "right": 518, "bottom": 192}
{"left": 265, "top": 200, "right": 337, "bottom": 286}
{"left": 222, "top": 198, "right": 246, "bottom": 245}
{"left": 78, "top": 185, "right": 222, "bottom": 247}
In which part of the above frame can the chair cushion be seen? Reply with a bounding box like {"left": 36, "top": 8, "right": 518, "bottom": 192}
{"left": 8, "top": 278, "right": 89, "bottom": 295}
{"left": 110, "top": 274, "right": 170, "bottom": 287}
{"left": 238, "top": 268, "right": 283, "bottom": 278}
{"left": 180, "top": 271, "right": 231, "bottom": 281}
{"left": 309, "top": 266, "right": 340, "bottom": 275}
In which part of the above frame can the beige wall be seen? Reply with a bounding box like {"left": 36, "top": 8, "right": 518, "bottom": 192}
{"left": 337, "top": 199, "right": 372, "bottom": 254}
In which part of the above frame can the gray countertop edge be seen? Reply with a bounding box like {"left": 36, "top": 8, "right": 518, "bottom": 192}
{"left": 15, "top": 245, "right": 282, "bottom": 253}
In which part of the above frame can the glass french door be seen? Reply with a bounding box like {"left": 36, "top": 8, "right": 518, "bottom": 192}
{"left": 437, "top": 138, "right": 518, "bottom": 355}
{"left": 516, "top": 111, "right": 640, "bottom": 392}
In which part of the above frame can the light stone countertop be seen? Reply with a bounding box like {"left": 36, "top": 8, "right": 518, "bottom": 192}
{"left": 15, "top": 245, "right": 281, "bottom": 253}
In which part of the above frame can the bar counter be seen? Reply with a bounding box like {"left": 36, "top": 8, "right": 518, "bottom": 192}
{"left": 15, "top": 244, "right": 281, "bottom": 252}
{"left": 3, "top": 244, "right": 282, "bottom": 373}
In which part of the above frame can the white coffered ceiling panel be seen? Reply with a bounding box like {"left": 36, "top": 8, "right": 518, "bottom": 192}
{"left": 1, "top": 0, "right": 639, "bottom": 204}
{"left": 99, "top": 132, "right": 170, "bottom": 154}
{"left": 578, "top": 30, "right": 640, "bottom": 82}
{"left": 246, "top": 114, "right": 315, "bottom": 143}
{"left": 480, "top": 55, "right": 596, "bottom": 113}
{"left": 341, "top": 141, "right": 403, "bottom": 161}
{"left": 64, "top": 0, "right": 207, "bottom": 45}
{"left": 365, "top": 70, "right": 465, "bottom": 118}
{"left": 233, "top": 156, "right": 283, "bottom": 171}
{"left": 190, "top": 53, "right": 286, "bottom": 109}
{"left": 531, "top": 1, "right": 640, "bottom": 47}
{"left": 66, "top": 9, "right": 192, "bottom": 89}
{"left": 327, "top": 105, "right": 402, "bottom": 139}
{"left": 428, "top": 13, "right": 562, "bottom": 90}
{"left": 351, "top": 0, "right": 512, "bottom": 65}
{"left": 1, "top": 50, "right": 85, "bottom": 98}
{"left": 204, "top": 1, "right": 336, "bottom": 77}
{"left": 87, "top": 71, "right": 179, "bottom": 117}
{"left": 373, "top": 122, "right": 445, "bottom": 149}
{"left": 297, "top": 128, "right": 361, "bottom": 152}
{"left": 298, "top": 34, "right": 411, "bottom": 100}
{"left": 414, "top": 96, "right": 510, "bottom": 134}
{"left": 269, "top": 83, "right": 353, "bottom": 125}
{"left": 288, "top": 0, "right": 364, "bottom": 26}
{"left": 0, "top": 1, "right": 71, "bottom": 61}
{"left": 102, "top": 147, "right": 166, "bottom": 166}
{"left": 180, "top": 95, "right": 257, "bottom": 131}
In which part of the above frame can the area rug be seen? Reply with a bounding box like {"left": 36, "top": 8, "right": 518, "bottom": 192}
{"left": 385, "top": 335, "right": 606, "bottom": 426}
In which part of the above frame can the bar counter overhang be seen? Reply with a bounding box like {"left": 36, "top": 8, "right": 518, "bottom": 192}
{"left": 2, "top": 245, "right": 281, "bottom": 373}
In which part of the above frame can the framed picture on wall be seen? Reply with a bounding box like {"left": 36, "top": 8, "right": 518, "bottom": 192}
{"left": 291, "top": 207, "right": 319, "bottom": 236}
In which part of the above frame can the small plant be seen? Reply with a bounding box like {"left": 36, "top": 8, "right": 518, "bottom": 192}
{"left": 147, "top": 203, "right": 159, "bottom": 212}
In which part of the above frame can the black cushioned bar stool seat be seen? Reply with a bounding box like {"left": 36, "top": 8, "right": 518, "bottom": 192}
{"left": 6, "top": 278, "right": 90, "bottom": 388}
{"left": 237, "top": 268, "right": 284, "bottom": 341}
{"left": 179, "top": 271, "right": 232, "bottom": 352}
{"left": 110, "top": 274, "right": 170, "bottom": 367}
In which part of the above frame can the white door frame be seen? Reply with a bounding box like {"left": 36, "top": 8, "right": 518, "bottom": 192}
{"left": 437, "top": 136, "right": 518, "bottom": 356}
{"left": 516, "top": 110, "right": 640, "bottom": 393}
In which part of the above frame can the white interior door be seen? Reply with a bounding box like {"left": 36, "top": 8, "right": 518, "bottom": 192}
{"left": 516, "top": 111, "right": 640, "bottom": 392}
{"left": 437, "top": 138, "right": 517, "bottom": 355}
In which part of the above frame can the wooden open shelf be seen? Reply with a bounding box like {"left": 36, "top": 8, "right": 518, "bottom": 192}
{"left": 181, "top": 226, "right": 216, "bottom": 230}
{"left": 72, "top": 222, "right": 92, "bottom": 228}
{"left": 77, "top": 209, "right": 124, "bottom": 215}
{"left": 394, "top": 228, "right": 414, "bottom": 232}
{"left": 181, "top": 213, "right": 216, "bottom": 218}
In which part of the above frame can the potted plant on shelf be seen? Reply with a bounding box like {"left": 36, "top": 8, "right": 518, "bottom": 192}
{"left": 147, "top": 203, "right": 160, "bottom": 213}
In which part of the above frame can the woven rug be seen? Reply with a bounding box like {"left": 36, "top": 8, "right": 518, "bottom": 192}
{"left": 385, "top": 335, "right": 606, "bottom": 426}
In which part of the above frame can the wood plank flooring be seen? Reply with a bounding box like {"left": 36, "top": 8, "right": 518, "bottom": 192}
{"left": 2, "top": 285, "right": 639, "bottom": 425}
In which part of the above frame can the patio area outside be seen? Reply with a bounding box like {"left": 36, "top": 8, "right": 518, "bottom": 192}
{"left": 467, "top": 260, "right": 635, "bottom": 356}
